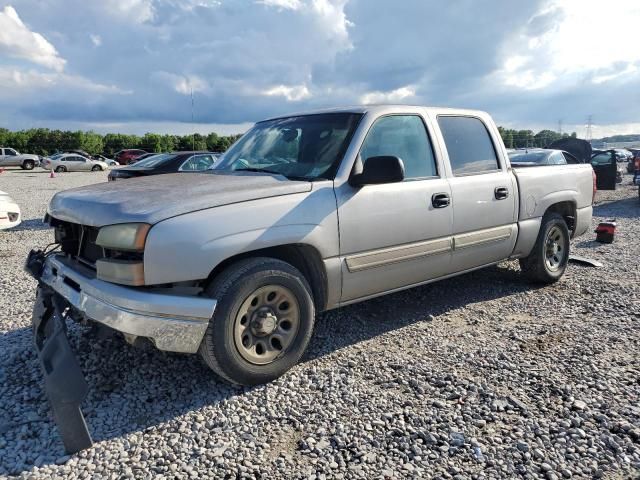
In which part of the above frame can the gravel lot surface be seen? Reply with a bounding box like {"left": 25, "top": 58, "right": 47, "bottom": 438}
{"left": 1, "top": 168, "right": 638, "bottom": 479}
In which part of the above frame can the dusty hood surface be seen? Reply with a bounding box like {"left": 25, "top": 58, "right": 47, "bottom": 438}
{"left": 48, "top": 172, "right": 312, "bottom": 227}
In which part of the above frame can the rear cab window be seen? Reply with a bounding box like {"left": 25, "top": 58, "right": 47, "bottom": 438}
{"left": 437, "top": 116, "right": 500, "bottom": 175}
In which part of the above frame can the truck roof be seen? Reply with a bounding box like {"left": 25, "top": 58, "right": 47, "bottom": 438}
{"left": 262, "top": 105, "right": 490, "bottom": 122}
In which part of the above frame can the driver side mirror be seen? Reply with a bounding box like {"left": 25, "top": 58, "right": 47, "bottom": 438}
{"left": 350, "top": 156, "right": 405, "bottom": 187}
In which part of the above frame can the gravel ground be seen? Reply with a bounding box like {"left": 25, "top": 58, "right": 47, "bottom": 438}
{"left": 1, "top": 167, "right": 638, "bottom": 479}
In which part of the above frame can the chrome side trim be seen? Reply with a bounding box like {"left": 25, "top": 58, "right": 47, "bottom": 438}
{"left": 346, "top": 237, "right": 452, "bottom": 272}
{"left": 453, "top": 225, "right": 513, "bottom": 250}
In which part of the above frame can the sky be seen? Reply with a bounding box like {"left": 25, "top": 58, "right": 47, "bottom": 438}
{"left": 0, "top": 0, "right": 638, "bottom": 138}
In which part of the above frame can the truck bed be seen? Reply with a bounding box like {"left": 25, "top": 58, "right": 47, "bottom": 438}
{"left": 512, "top": 163, "right": 593, "bottom": 225}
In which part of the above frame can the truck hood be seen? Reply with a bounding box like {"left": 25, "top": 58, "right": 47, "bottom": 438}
{"left": 48, "top": 172, "right": 312, "bottom": 227}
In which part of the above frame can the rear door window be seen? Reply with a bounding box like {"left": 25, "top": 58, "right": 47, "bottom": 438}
{"left": 437, "top": 116, "right": 500, "bottom": 175}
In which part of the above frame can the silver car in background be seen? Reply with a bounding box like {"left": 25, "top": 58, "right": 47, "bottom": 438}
{"left": 42, "top": 153, "right": 109, "bottom": 172}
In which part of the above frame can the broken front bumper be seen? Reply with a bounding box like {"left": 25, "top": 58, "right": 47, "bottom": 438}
{"left": 26, "top": 251, "right": 217, "bottom": 453}
{"left": 39, "top": 254, "right": 216, "bottom": 353}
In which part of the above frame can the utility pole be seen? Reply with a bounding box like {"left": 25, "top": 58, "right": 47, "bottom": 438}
{"left": 558, "top": 119, "right": 563, "bottom": 136}
{"left": 191, "top": 86, "right": 195, "bottom": 151}
{"left": 585, "top": 115, "right": 593, "bottom": 143}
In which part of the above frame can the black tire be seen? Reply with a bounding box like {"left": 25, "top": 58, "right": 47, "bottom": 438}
{"left": 54, "top": 166, "right": 66, "bottom": 173}
{"left": 91, "top": 165, "right": 102, "bottom": 171}
{"left": 22, "top": 160, "right": 35, "bottom": 170}
{"left": 199, "top": 257, "right": 315, "bottom": 386}
{"left": 520, "top": 212, "right": 570, "bottom": 284}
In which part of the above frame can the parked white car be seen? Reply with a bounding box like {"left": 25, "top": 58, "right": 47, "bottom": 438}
{"left": 0, "top": 190, "right": 21, "bottom": 230}
{"left": 92, "top": 155, "right": 119, "bottom": 167}
{"left": 0, "top": 147, "right": 40, "bottom": 170}
{"left": 42, "top": 153, "right": 109, "bottom": 172}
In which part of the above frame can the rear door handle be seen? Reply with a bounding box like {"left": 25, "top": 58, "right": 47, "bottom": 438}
{"left": 494, "top": 187, "right": 509, "bottom": 200}
{"left": 432, "top": 193, "right": 450, "bottom": 208}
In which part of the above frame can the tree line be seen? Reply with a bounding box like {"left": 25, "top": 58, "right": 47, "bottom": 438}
{"left": 0, "top": 128, "right": 244, "bottom": 156}
{"left": 1, "top": 125, "right": 584, "bottom": 157}
{"left": 497, "top": 127, "right": 578, "bottom": 149}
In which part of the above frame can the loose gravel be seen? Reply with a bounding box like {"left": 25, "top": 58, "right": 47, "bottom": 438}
{"left": 1, "top": 167, "right": 638, "bottom": 479}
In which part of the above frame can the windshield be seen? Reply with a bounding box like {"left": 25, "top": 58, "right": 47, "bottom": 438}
{"left": 214, "top": 113, "right": 363, "bottom": 180}
{"left": 49, "top": 153, "right": 64, "bottom": 160}
{"left": 508, "top": 151, "right": 550, "bottom": 164}
{"left": 130, "top": 153, "right": 176, "bottom": 168}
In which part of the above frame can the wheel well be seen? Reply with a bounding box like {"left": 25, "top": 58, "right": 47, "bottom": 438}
{"left": 545, "top": 201, "right": 576, "bottom": 235}
{"left": 205, "top": 244, "right": 328, "bottom": 312}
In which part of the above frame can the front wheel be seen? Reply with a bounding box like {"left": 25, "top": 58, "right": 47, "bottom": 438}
{"left": 54, "top": 166, "right": 66, "bottom": 173}
{"left": 22, "top": 160, "right": 35, "bottom": 170}
{"left": 199, "top": 257, "right": 315, "bottom": 386}
{"left": 520, "top": 212, "right": 570, "bottom": 284}
{"left": 91, "top": 165, "right": 102, "bottom": 171}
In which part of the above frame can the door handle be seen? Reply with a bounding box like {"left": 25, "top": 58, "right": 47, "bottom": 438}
{"left": 494, "top": 187, "right": 509, "bottom": 200}
{"left": 431, "top": 193, "right": 450, "bottom": 208}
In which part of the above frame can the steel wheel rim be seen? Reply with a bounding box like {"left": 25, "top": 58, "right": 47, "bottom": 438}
{"left": 233, "top": 285, "right": 300, "bottom": 365}
{"left": 545, "top": 225, "right": 566, "bottom": 271}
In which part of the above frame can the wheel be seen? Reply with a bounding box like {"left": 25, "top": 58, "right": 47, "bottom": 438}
{"left": 22, "top": 160, "right": 35, "bottom": 170}
{"left": 199, "top": 257, "right": 315, "bottom": 386}
{"left": 91, "top": 165, "right": 102, "bottom": 171}
{"left": 54, "top": 166, "right": 66, "bottom": 173}
{"left": 519, "top": 212, "right": 570, "bottom": 284}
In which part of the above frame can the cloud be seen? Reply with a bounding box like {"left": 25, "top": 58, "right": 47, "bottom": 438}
{"left": 102, "top": 0, "right": 154, "bottom": 23}
{"left": 257, "top": 0, "right": 302, "bottom": 10}
{"left": 262, "top": 84, "right": 311, "bottom": 101}
{"left": 0, "top": 0, "right": 639, "bottom": 135}
{"left": 90, "top": 34, "right": 102, "bottom": 46}
{"left": 0, "top": 6, "right": 66, "bottom": 71}
{"left": 0, "top": 68, "right": 131, "bottom": 95}
{"left": 152, "top": 71, "right": 210, "bottom": 95}
{"left": 360, "top": 86, "right": 416, "bottom": 105}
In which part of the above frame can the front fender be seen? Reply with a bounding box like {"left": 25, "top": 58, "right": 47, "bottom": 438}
{"left": 143, "top": 182, "right": 339, "bottom": 285}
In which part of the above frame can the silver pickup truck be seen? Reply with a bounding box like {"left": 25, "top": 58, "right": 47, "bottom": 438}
{"left": 0, "top": 147, "right": 40, "bottom": 170}
{"left": 26, "top": 106, "right": 593, "bottom": 451}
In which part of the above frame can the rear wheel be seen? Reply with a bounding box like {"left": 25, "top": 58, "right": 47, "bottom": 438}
{"left": 22, "top": 160, "right": 35, "bottom": 170}
{"left": 520, "top": 213, "right": 570, "bottom": 284}
{"left": 199, "top": 257, "right": 315, "bottom": 386}
{"left": 54, "top": 166, "right": 66, "bottom": 173}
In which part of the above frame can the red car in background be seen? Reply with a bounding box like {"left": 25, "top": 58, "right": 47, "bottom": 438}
{"left": 114, "top": 149, "right": 148, "bottom": 165}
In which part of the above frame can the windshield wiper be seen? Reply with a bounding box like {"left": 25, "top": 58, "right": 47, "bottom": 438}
{"left": 233, "top": 168, "right": 310, "bottom": 181}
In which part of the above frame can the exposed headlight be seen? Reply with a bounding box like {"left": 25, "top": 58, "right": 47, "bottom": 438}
{"left": 96, "top": 259, "right": 145, "bottom": 286}
{"left": 96, "top": 223, "right": 150, "bottom": 252}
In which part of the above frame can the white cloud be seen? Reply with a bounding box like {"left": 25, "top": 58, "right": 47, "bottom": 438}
{"left": 257, "top": 0, "right": 302, "bottom": 10}
{"left": 0, "top": 6, "right": 66, "bottom": 71}
{"left": 102, "top": 0, "right": 154, "bottom": 23}
{"left": 90, "top": 34, "right": 102, "bottom": 46}
{"left": 152, "top": 71, "right": 210, "bottom": 95}
{"left": 262, "top": 84, "right": 311, "bottom": 101}
{"left": 310, "top": 0, "right": 353, "bottom": 50}
{"left": 360, "top": 86, "right": 416, "bottom": 104}
{"left": 495, "top": 0, "right": 640, "bottom": 90}
{"left": 0, "top": 68, "right": 131, "bottom": 95}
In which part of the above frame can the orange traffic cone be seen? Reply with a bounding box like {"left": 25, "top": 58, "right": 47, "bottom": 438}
{"left": 0, "top": 168, "right": 4, "bottom": 174}
{"left": 50, "top": 170, "right": 55, "bottom": 178}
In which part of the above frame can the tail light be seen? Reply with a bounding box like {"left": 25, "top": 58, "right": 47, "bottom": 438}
{"left": 635, "top": 156, "right": 640, "bottom": 171}
{"left": 592, "top": 169, "right": 597, "bottom": 204}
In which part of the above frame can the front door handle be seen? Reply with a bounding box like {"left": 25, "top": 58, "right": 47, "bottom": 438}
{"left": 494, "top": 187, "right": 509, "bottom": 200}
{"left": 432, "top": 193, "right": 450, "bottom": 208}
